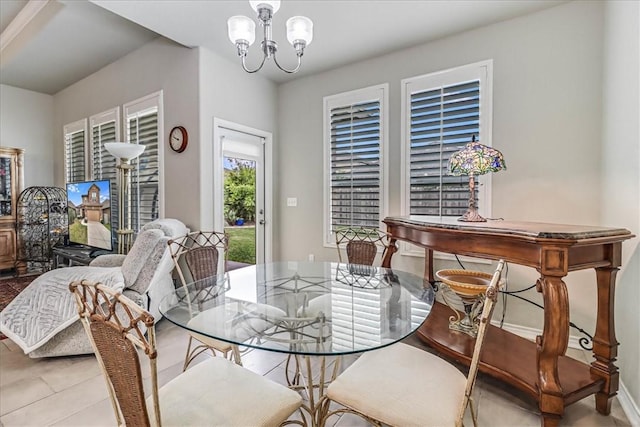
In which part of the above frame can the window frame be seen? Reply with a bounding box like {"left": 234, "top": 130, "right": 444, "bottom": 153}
{"left": 63, "top": 118, "right": 88, "bottom": 183}
{"left": 323, "top": 83, "right": 389, "bottom": 247}
{"left": 123, "top": 90, "right": 165, "bottom": 227}
{"left": 89, "top": 107, "right": 120, "bottom": 179}
{"left": 400, "top": 60, "right": 494, "bottom": 257}
{"left": 87, "top": 107, "right": 120, "bottom": 234}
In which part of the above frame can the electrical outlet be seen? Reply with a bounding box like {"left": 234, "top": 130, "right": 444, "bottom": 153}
{"left": 308, "top": 254, "right": 315, "bottom": 261}
{"left": 287, "top": 197, "right": 297, "bottom": 207}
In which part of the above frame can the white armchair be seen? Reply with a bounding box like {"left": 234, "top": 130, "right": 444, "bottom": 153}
{"left": 0, "top": 218, "right": 188, "bottom": 358}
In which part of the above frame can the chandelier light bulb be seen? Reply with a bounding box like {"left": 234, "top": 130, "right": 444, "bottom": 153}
{"left": 227, "top": 15, "right": 256, "bottom": 45}
{"left": 249, "top": 0, "right": 281, "bottom": 14}
{"left": 286, "top": 16, "right": 313, "bottom": 46}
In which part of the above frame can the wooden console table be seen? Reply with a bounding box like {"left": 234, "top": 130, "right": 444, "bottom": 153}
{"left": 381, "top": 216, "right": 634, "bottom": 427}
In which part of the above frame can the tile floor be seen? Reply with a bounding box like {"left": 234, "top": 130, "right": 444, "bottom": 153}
{"left": 0, "top": 319, "right": 631, "bottom": 427}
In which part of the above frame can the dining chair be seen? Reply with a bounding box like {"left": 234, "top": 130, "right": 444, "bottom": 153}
{"left": 334, "top": 227, "right": 395, "bottom": 266}
{"left": 168, "top": 230, "right": 244, "bottom": 369}
{"left": 316, "top": 259, "right": 506, "bottom": 427}
{"left": 69, "top": 280, "right": 304, "bottom": 427}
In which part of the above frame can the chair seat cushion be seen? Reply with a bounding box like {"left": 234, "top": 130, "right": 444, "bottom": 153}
{"left": 297, "top": 294, "right": 331, "bottom": 318}
{"left": 187, "top": 302, "right": 288, "bottom": 349}
{"left": 149, "top": 357, "right": 302, "bottom": 426}
{"left": 327, "top": 342, "right": 466, "bottom": 427}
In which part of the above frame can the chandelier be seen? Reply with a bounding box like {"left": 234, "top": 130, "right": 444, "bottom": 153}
{"left": 227, "top": 1, "right": 313, "bottom": 74}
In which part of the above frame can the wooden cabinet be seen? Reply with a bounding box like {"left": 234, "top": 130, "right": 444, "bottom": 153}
{"left": 0, "top": 147, "right": 24, "bottom": 272}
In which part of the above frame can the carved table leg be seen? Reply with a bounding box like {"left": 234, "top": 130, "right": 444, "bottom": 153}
{"left": 424, "top": 248, "right": 434, "bottom": 285}
{"left": 381, "top": 237, "right": 397, "bottom": 268}
{"left": 536, "top": 275, "right": 569, "bottom": 426}
{"left": 590, "top": 266, "right": 620, "bottom": 415}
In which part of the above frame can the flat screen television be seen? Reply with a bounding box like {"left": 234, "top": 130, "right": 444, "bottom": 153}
{"left": 66, "top": 179, "right": 113, "bottom": 253}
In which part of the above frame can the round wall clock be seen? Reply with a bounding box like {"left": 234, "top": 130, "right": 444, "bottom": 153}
{"left": 169, "top": 126, "right": 188, "bottom": 153}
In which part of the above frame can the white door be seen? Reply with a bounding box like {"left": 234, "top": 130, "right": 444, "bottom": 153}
{"left": 213, "top": 120, "right": 272, "bottom": 264}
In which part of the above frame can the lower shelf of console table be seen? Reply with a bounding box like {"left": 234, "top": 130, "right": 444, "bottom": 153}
{"left": 418, "top": 302, "right": 605, "bottom": 409}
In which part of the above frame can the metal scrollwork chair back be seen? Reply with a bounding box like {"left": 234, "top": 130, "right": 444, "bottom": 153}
{"left": 334, "top": 227, "right": 395, "bottom": 266}
{"left": 168, "top": 230, "right": 243, "bottom": 369}
{"left": 316, "top": 260, "right": 506, "bottom": 427}
{"left": 69, "top": 280, "right": 304, "bottom": 427}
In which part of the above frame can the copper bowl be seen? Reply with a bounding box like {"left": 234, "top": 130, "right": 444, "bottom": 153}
{"left": 435, "top": 269, "right": 493, "bottom": 297}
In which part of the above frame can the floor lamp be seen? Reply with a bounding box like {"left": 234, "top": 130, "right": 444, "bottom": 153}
{"left": 105, "top": 142, "right": 145, "bottom": 254}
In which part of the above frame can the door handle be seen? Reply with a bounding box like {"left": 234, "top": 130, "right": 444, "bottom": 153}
{"left": 259, "top": 219, "right": 266, "bottom": 225}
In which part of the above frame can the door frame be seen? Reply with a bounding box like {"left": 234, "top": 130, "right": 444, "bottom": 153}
{"left": 212, "top": 118, "right": 273, "bottom": 263}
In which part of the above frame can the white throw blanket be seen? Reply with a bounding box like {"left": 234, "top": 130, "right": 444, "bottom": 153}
{"left": 0, "top": 267, "right": 124, "bottom": 353}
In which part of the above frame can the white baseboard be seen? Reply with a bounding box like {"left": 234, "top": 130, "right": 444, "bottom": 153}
{"left": 491, "top": 320, "right": 584, "bottom": 348}
{"left": 618, "top": 382, "right": 640, "bottom": 427}
{"left": 491, "top": 320, "right": 640, "bottom": 425}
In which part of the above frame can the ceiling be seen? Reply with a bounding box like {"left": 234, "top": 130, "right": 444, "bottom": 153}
{"left": 0, "top": 0, "right": 566, "bottom": 95}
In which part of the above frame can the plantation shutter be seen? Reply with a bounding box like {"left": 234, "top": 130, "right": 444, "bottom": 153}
{"left": 409, "top": 80, "right": 480, "bottom": 217}
{"left": 65, "top": 129, "right": 86, "bottom": 183}
{"left": 127, "top": 109, "right": 159, "bottom": 231}
{"left": 330, "top": 100, "right": 381, "bottom": 230}
{"left": 91, "top": 120, "right": 118, "bottom": 230}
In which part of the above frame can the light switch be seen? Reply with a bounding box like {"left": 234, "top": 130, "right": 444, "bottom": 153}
{"left": 287, "top": 197, "right": 297, "bottom": 207}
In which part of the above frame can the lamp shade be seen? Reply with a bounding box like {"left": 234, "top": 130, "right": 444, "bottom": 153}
{"left": 449, "top": 140, "right": 506, "bottom": 177}
{"left": 227, "top": 15, "right": 256, "bottom": 45}
{"left": 249, "top": 0, "right": 280, "bottom": 14}
{"left": 105, "top": 142, "right": 145, "bottom": 160}
{"left": 286, "top": 16, "right": 313, "bottom": 46}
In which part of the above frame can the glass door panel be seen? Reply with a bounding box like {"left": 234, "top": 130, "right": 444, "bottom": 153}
{"left": 0, "top": 156, "right": 12, "bottom": 216}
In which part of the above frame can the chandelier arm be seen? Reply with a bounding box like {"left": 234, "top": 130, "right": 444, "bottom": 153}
{"left": 272, "top": 53, "right": 302, "bottom": 74}
{"left": 241, "top": 53, "right": 267, "bottom": 74}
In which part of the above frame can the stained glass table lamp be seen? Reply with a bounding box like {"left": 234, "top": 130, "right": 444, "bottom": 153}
{"left": 449, "top": 135, "right": 506, "bottom": 222}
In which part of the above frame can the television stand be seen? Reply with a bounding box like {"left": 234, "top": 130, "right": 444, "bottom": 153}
{"left": 52, "top": 246, "right": 111, "bottom": 268}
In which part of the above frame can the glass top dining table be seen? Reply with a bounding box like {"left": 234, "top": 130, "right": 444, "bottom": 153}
{"left": 159, "top": 261, "right": 435, "bottom": 357}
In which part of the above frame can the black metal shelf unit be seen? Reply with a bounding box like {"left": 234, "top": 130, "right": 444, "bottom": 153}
{"left": 16, "top": 186, "right": 68, "bottom": 272}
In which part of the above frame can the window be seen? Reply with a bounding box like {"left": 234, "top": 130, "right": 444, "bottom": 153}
{"left": 124, "top": 91, "right": 163, "bottom": 231}
{"left": 323, "top": 84, "right": 388, "bottom": 245}
{"left": 63, "top": 91, "right": 162, "bottom": 234}
{"left": 63, "top": 119, "right": 87, "bottom": 183}
{"left": 90, "top": 109, "right": 119, "bottom": 182}
{"left": 401, "top": 60, "right": 493, "bottom": 221}
{"left": 88, "top": 109, "right": 120, "bottom": 231}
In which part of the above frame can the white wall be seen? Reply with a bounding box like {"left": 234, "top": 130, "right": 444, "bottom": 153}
{"left": 277, "top": 0, "right": 605, "bottom": 329}
{"left": 0, "top": 84, "right": 54, "bottom": 187}
{"left": 601, "top": 0, "right": 640, "bottom": 413}
{"left": 51, "top": 39, "right": 277, "bottom": 232}
{"left": 198, "top": 47, "right": 277, "bottom": 231}
{"left": 53, "top": 37, "right": 200, "bottom": 228}
{"left": 277, "top": 0, "right": 640, "bottom": 413}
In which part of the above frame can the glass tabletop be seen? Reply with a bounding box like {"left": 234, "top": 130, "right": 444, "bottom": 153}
{"left": 159, "top": 261, "right": 435, "bottom": 356}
